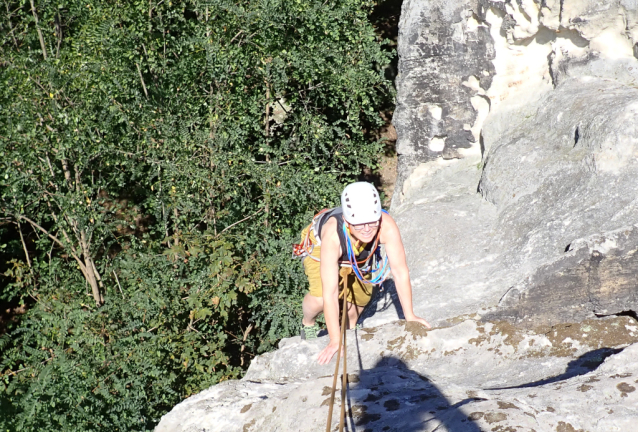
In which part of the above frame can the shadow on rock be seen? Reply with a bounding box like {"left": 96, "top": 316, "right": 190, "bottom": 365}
{"left": 320, "top": 280, "right": 404, "bottom": 338}
{"left": 485, "top": 347, "right": 624, "bottom": 390}
{"left": 360, "top": 279, "right": 405, "bottom": 322}
{"left": 342, "top": 356, "right": 482, "bottom": 432}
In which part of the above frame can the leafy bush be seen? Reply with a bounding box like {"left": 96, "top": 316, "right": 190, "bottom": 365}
{"left": 0, "top": 0, "right": 392, "bottom": 429}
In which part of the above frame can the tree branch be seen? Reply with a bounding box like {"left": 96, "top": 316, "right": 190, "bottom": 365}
{"left": 5, "top": 2, "right": 19, "bottom": 49}
{"left": 16, "top": 220, "right": 32, "bottom": 268}
{"left": 264, "top": 81, "right": 271, "bottom": 137}
{"left": 79, "top": 229, "right": 102, "bottom": 305}
{"left": 4, "top": 355, "right": 55, "bottom": 377}
{"left": 113, "top": 270, "right": 124, "bottom": 299}
{"left": 7, "top": 212, "right": 89, "bottom": 278}
{"left": 216, "top": 209, "right": 263, "bottom": 237}
{"left": 42, "top": 197, "right": 82, "bottom": 262}
{"left": 9, "top": 213, "right": 62, "bottom": 250}
{"left": 89, "top": 257, "right": 104, "bottom": 304}
{"left": 136, "top": 63, "right": 149, "bottom": 99}
{"left": 229, "top": 30, "right": 243, "bottom": 44}
{"left": 74, "top": 164, "right": 82, "bottom": 191}
{"left": 55, "top": 12, "right": 62, "bottom": 58}
{"left": 61, "top": 158, "right": 73, "bottom": 189}
{"left": 29, "top": 0, "right": 48, "bottom": 60}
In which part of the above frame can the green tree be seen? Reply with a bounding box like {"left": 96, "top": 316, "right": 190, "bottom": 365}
{"left": 0, "top": 0, "right": 393, "bottom": 429}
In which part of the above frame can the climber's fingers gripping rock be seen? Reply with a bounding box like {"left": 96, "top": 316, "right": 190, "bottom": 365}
{"left": 406, "top": 315, "right": 431, "bottom": 329}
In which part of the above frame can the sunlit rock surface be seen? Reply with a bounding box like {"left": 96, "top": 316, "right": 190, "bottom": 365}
{"left": 157, "top": 319, "right": 638, "bottom": 431}
{"left": 156, "top": 1, "right": 638, "bottom": 430}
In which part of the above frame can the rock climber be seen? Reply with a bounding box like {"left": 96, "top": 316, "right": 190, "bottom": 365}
{"left": 294, "top": 182, "right": 430, "bottom": 365}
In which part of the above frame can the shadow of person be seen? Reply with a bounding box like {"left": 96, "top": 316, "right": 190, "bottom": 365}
{"left": 317, "top": 280, "right": 404, "bottom": 339}
{"left": 340, "top": 356, "right": 483, "bottom": 432}
{"left": 485, "top": 347, "right": 624, "bottom": 390}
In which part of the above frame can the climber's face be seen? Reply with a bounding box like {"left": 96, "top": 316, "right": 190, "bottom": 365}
{"left": 348, "top": 219, "right": 380, "bottom": 243}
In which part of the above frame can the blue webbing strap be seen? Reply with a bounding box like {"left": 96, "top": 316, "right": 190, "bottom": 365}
{"left": 342, "top": 210, "right": 391, "bottom": 285}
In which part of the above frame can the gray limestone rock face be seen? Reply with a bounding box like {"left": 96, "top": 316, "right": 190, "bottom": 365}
{"left": 473, "top": 77, "right": 638, "bottom": 326}
{"left": 156, "top": 0, "right": 638, "bottom": 430}
{"left": 394, "top": 0, "right": 496, "bottom": 193}
{"left": 394, "top": 0, "right": 638, "bottom": 195}
{"left": 487, "top": 225, "right": 638, "bottom": 327}
{"left": 156, "top": 318, "right": 638, "bottom": 431}
{"left": 381, "top": 0, "right": 638, "bottom": 330}
{"left": 395, "top": 0, "right": 494, "bottom": 159}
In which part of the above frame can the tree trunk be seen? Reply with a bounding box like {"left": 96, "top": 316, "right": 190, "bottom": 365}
{"left": 80, "top": 230, "right": 103, "bottom": 305}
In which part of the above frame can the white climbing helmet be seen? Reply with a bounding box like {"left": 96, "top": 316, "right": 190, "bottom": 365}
{"left": 340, "top": 182, "right": 382, "bottom": 225}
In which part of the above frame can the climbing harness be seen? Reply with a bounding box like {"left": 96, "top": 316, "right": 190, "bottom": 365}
{"left": 325, "top": 267, "right": 352, "bottom": 432}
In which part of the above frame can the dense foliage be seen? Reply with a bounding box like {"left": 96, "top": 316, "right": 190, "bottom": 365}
{"left": 0, "top": 0, "right": 392, "bottom": 429}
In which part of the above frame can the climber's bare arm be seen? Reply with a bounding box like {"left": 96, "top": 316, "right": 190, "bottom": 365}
{"left": 381, "top": 214, "right": 431, "bottom": 328}
{"left": 317, "top": 217, "right": 343, "bottom": 365}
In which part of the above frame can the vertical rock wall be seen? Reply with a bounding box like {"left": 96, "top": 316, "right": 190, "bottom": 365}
{"left": 394, "top": 0, "right": 638, "bottom": 200}
{"left": 394, "top": 0, "right": 494, "bottom": 189}
{"left": 385, "top": 0, "right": 638, "bottom": 328}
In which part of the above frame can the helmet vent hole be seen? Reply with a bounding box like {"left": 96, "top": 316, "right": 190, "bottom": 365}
{"left": 347, "top": 204, "right": 352, "bottom": 208}
{"left": 374, "top": 200, "right": 377, "bottom": 204}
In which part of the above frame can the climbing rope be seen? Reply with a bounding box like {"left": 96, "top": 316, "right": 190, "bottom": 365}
{"left": 325, "top": 267, "right": 351, "bottom": 432}
{"left": 342, "top": 220, "right": 391, "bottom": 285}
{"left": 293, "top": 208, "right": 383, "bottom": 269}
{"left": 293, "top": 208, "right": 331, "bottom": 261}
{"left": 293, "top": 209, "right": 391, "bottom": 285}
{"left": 324, "top": 214, "right": 394, "bottom": 430}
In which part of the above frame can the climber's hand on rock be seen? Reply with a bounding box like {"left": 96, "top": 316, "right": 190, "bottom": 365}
{"left": 317, "top": 340, "right": 341, "bottom": 365}
{"left": 406, "top": 315, "right": 431, "bottom": 329}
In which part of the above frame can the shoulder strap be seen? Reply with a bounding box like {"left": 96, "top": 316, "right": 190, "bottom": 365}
{"left": 315, "top": 207, "right": 341, "bottom": 241}
{"left": 335, "top": 215, "right": 349, "bottom": 262}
